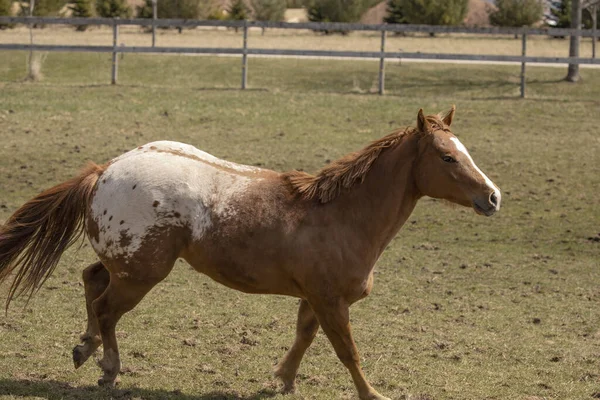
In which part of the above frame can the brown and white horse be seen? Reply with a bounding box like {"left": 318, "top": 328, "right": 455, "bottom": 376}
{"left": 0, "top": 107, "right": 500, "bottom": 400}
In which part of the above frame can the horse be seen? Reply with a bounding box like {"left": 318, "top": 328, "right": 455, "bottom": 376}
{"left": 0, "top": 107, "right": 500, "bottom": 400}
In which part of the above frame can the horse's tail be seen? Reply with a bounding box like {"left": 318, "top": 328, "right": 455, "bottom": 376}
{"left": 0, "top": 163, "right": 106, "bottom": 310}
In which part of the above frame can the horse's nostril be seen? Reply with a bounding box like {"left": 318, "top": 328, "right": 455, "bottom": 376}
{"left": 489, "top": 192, "right": 498, "bottom": 207}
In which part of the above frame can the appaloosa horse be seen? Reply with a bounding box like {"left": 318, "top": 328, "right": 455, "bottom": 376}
{"left": 0, "top": 107, "right": 500, "bottom": 400}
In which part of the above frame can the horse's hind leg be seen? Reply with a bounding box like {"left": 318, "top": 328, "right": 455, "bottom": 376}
{"left": 274, "top": 299, "right": 320, "bottom": 393}
{"left": 73, "top": 261, "right": 109, "bottom": 369}
{"left": 93, "top": 271, "right": 167, "bottom": 387}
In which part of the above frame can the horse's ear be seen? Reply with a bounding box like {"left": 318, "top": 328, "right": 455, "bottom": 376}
{"left": 417, "top": 109, "right": 431, "bottom": 133}
{"left": 441, "top": 105, "right": 456, "bottom": 127}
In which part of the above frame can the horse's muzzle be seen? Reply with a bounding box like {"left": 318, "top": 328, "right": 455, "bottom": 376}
{"left": 473, "top": 191, "right": 501, "bottom": 216}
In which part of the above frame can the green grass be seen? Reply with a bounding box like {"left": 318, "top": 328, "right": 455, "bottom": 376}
{"left": 0, "top": 51, "right": 599, "bottom": 400}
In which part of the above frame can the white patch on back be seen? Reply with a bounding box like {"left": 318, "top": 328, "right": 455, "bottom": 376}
{"left": 90, "top": 141, "right": 260, "bottom": 259}
{"left": 450, "top": 137, "right": 501, "bottom": 208}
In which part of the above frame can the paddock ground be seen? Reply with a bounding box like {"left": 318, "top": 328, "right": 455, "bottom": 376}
{"left": 0, "top": 52, "right": 599, "bottom": 400}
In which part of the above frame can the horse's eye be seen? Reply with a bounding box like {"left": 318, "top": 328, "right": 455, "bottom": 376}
{"left": 442, "top": 155, "right": 457, "bottom": 163}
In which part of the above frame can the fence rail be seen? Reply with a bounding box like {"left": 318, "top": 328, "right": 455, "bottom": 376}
{"left": 1, "top": 16, "right": 599, "bottom": 97}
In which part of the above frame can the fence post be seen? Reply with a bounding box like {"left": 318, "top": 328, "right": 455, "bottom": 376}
{"left": 378, "top": 29, "right": 386, "bottom": 95}
{"left": 28, "top": 0, "right": 34, "bottom": 80}
{"left": 592, "top": 5, "right": 597, "bottom": 59}
{"left": 241, "top": 20, "right": 248, "bottom": 90}
{"left": 520, "top": 32, "right": 527, "bottom": 98}
{"left": 152, "top": 0, "right": 157, "bottom": 47}
{"left": 112, "top": 21, "right": 119, "bottom": 85}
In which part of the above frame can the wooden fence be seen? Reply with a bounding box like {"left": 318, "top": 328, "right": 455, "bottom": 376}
{"left": 1, "top": 16, "right": 599, "bottom": 97}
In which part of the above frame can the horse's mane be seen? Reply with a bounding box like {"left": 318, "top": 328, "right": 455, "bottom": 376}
{"left": 283, "top": 115, "right": 447, "bottom": 204}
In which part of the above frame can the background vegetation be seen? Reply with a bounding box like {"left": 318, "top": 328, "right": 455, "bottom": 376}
{"left": 0, "top": 52, "right": 599, "bottom": 400}
{"left": 490, "top": 0, "right": 544, "bottom": 28}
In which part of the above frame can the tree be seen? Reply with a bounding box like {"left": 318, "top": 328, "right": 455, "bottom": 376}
{"left": 69, "top": 0, "right": 93, "bottom": 31}
{"left": 489, "top": 0, "right": 544, "bottom": 27}
{"left": 549, "top": 0, "right": 600, "bottom": 28}
{"left": 384, "top": 0, "right": 407, "bottom": 25}
{"left": 566, "top": 0, "right": 581, "bottom": 82}
{"left": 550, "top": 0, "right": 572, "bottom": 27}
{"left": 96, "top": 0, "right": 132, "bottom": 18}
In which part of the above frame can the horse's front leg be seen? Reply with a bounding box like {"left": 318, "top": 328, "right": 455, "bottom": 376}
{"left": 311, "top": 297, "right": 390, "bottom": 400}
{"left": 274, "top": 299, "right": 319, "bottom": 393}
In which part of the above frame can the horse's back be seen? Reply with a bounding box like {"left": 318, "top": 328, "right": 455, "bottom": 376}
{"left": 87, "top": 141, "right": 267, "bottom": 265}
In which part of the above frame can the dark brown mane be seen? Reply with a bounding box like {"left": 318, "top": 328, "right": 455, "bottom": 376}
{"left": 283, "top": 115, "right": 449, "bottom": 204}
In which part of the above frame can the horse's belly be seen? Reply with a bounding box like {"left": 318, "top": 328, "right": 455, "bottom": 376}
{"left": 182, "top": 243, "right": 302, "bottom": 297}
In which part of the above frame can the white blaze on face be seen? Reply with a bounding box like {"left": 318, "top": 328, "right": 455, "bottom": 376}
{"left": 450, "top": 137, "right": 501, "bottom": 210}
{"left": 90, "top": 141, "right": 262, "bottom": 259}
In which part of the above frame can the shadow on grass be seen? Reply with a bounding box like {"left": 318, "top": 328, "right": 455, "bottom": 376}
{"left": 0, "top": 379, "right": 279, "bottom": 400}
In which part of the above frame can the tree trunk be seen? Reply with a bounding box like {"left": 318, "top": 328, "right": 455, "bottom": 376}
{"left": 566, "top": 0, "right": 582, "bottom": 82}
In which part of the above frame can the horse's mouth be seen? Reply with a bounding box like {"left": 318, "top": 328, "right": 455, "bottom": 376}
{"left": 473, "top": 202, "right": 496, "bottom": 217}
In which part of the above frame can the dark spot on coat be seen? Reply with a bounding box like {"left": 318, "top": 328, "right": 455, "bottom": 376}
{"left": 174, "top": 212, "right": 181, "bottom": 218}
{"left": 109, "top": 216, "right": 113, "bottom": 221}
{"left": 150, "top": 146, "right": 157, "bottom": 150}
{"left": 87, "top": 217, "right": 100, "bottom": 243}
{"left": 153, "top": 200, "right": 160, "bottom": 207}
{"left": 138, "top": 146, "right": 143, "bottom": 149}
{"left": 132, "top": 184, "right": 137, "bottom": 190}
{"left": 103, "top": 210, "right": 107, "bottom": 215}
{"left": 120, "top": 220, "right": 124, "bottom": 225}
{"left": 119, "top": 230, "right": 132, "bottom": 247}
{"left": 102, "top": 179, "right": 106, "bottom": 183}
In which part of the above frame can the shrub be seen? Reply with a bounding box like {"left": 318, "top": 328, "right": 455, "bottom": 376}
{"left": 227, "top": 0, "right": 249, "bottom": 32}
{"left": 19, "top": 0, "right": 66, "bottom": 17}
{"left": 384, "top": 0, "right": 407, "bottom": 25}
{"left": 251, "top": 0, "right": 286, "bottom": 34}
{"left": 251, "top": 0, "right": 286, "bottom": 22}
{"left": 69, "top": 0, "right": 93, "bottom": 31}
{"left": 228, "top": 0, "right": 249, "bottom": 21}
{"left": 489, "top": 0, "right": 543, "bottom": 27}
{"left": 199, "top": 0, "right": 223, "bottom": 19}
{"left": 96, "top": 0, "right": 132, "bottom": 18}
{"left": 0, "top": 0, "right": 14, "bottom": 29}
{"left": 399, "top": 0, "right": 468, "bottom": 26}
{"left": 306, "top": 0, "right": 368, "bottom": 34}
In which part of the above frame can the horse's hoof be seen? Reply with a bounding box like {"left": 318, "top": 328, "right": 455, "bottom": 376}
{"left": 280, "top": 385, "right": 296, "bottom": 394}
{"left": 273, "top": 366, "right": 295, "bottom": 394}
{"left": 97, "top": 376, "right": 120, "bottom": 387}
{"left": 360, "top": 393, "right": 390, "bottom": 400}
{"left": 72, "top": 345, "right": 89, "bottom": 369}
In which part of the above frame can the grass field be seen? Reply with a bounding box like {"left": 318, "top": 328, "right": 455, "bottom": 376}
{"left": 0, "top": 51, "right": 599, "bottom": 400}
{"left": 1, "top": 25, "right": 599, "bottom": 58}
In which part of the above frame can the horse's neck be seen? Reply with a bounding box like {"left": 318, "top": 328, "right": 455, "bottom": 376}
{"left": 332, "top": 134, "right": 421, "bottom": 258}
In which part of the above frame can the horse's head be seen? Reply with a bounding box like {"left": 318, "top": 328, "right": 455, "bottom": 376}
{"left": 413, "top": 106, "right": 501, "bottom": 216}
